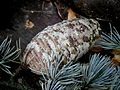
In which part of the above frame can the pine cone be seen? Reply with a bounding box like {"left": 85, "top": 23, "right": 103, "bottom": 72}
{"left": 22, "top": 17, "right": 101, "bottom": 75}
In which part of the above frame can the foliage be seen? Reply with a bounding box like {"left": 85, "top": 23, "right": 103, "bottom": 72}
{"left": 82, "top": 54, "right": 117, "bottom": 90}
{"left": 0, "top": 37, "right": 21, "bottom": 75}
{"left": 0, "top": 25, "right": 120, "bottom": 89}
{"left": 39, "top": 52, "right": 82, "bottom": 90}
{"left": 95, "top": 23, "right": 120, "bottom": 49}
{"left": 39, "top": 52, "right": 119, "bottom": 90}
{"left": 110, "top": 66, "right": 120, "bottom": 90}
{"left": 38, "top": 23, "right": 120, "bottom": 89}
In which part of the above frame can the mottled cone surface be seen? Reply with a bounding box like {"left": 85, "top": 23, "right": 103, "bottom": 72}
{"left": 23, "top": 17, "right": 101, "bottom": 75}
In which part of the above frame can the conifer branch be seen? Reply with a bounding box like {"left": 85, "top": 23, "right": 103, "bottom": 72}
{"left": 0, "top": 37, "right": 21, "bottom": 75}
{"left": 81, "top": 54, "right": 117, "bottom": 89}
{"left": 95, "top": 24, "right": 120, "bottom": 49}
{"left": 40, "top": 52, "right": 82, "bottom": 90}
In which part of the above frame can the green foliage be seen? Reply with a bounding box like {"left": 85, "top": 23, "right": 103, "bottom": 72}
{"left": 39, "top": 52, "right": 82, "bottom": 90}
{"left": 82, "top": 54, "right": 117, "bottom": 90}
{"left": 110, "top": 67, "right": 120, "bottom": 90}
{"left": 0, "top": 37, "right": 21, "bottom": 75}
{"left": 39, "top": 52, "right": 119, "bottom": 90}
{"left": 95, "top": 23, "right": 120, "bottom": 49}
{"left": 1, "top": 25, "right": 119, "bottom": 89}
{"left": 34, "top": 24, "right": 120, "bottom": 90}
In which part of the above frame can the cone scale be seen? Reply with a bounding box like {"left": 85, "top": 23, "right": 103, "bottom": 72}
{"left": 23, "top": 17, "right": 101, "bottom": 75}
